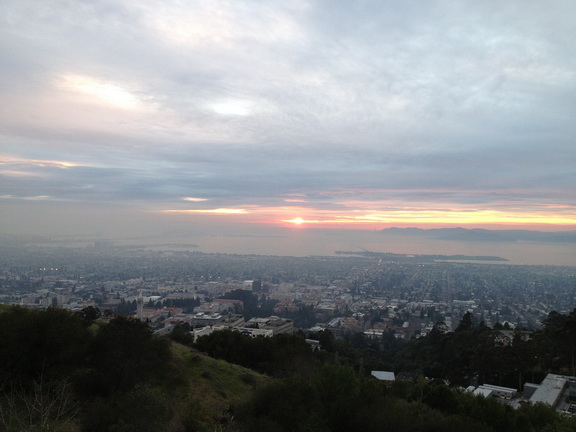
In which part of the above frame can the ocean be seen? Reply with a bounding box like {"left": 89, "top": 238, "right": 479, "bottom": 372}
{"left": 147, "top": 228, "right": 576, "bottom": 266}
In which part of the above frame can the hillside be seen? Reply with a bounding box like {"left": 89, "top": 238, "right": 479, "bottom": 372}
{"left": 0, "top": 307, "right": 266, "bottom": 432}
{"left": 3, "top": 306, "right": 576, "bottom": 431}
{"left": 165, "top": 342, "right": 269, "bottom": 430}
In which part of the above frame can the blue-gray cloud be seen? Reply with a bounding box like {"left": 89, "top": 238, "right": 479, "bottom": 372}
{"left": 1, "top": 0, "right": 575, "bottom": 231}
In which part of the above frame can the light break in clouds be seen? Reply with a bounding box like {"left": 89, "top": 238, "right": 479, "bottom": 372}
{"left": 1, "top": 0, "right": 576, "bottom": 236}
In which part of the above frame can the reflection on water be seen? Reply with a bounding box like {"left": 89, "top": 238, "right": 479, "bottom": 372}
{"left": 172, "top": 229, "right": 576, "bottom": 267}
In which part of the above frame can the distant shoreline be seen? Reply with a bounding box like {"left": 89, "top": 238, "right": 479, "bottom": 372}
{"left": 335, "top": 250, "right": 509, "bottom": 262}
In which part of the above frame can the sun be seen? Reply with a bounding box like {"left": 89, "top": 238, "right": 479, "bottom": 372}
{"left": 282, "top": 217, "right": 307, "bottom": 226}
{"left": 280, "top": 217, "right": 321, "bottom": 226}
{"left": 289, "top": 217, "right": 305, "bottom": 225}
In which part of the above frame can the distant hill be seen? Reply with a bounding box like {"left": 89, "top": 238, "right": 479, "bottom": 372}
{"left": 381, "top": 227, "right": 576, "bottom": 243}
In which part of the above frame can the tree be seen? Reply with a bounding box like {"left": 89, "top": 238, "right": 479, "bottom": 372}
{"left": 542, "top": 309, "right": 576, "bottom": 374}
{"left": 219, "top": 289, "right": 256, "bottom": 318}
{"left": 82, "top": 316, "right": 170, "bottom": 395}
{"left": 0, "top": 306, "right": 91, "bottom": 385}
{"left": 195, "top": 330, "right": 315, "bottom": 377}
{"left": 0, "top": 375, "right": 80, "bottom": 432}
{"left": 456, "top": 312, "right": 474, "bottom": 332}
{"left": 82, "top": 385, "right": 171, "bottom": 432}
{"left": 170, "top": 322, "right": 194, "bottom": 345}
{"left": 79, "top": 306, "right": 101, "bottom": 325}
{"left": 316, "top": 330, "right": 336, "bottom": 352}
{"left": 239, "top": 377, "right": 325, "bottom": 432}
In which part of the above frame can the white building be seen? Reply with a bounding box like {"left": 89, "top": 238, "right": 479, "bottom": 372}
{"left": 371, "top": 371, "right": 396, "bottom": 383}
{"left": 528, "top": 374, "right": 576, "bottom": 411}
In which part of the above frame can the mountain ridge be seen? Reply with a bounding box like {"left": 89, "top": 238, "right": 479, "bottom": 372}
{"left": 380, "top": 227, "right": 576, "bottom": 243}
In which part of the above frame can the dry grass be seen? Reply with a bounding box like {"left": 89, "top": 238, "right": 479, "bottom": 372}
{"left": 164, "top": 342, "right": 269, "bottom": 431}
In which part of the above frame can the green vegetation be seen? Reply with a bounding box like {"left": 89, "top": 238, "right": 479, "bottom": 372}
{"left": 194, "top": 330, "right": 316, "bottom": 377}
{"left": 236, "top": 363, "right": 576, "bottom": 432}
{"left": 0, "top": 306, "right": 262, "bottom": 431}
{"left": 388, "top": 310, "right": 576, "bottom": 388}
{"left": 2, "top": 305, "right": 576, "bottom": 431}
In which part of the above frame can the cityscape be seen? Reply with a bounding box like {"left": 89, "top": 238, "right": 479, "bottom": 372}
{"left": 2, "top": 233, "right": 575, "bottom": 340}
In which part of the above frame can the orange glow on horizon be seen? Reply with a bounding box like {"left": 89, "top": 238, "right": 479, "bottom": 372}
{"left": 159, "top": 202, "right": 576, "bottom": 230}
{"left": 276, "top": 207, "right": 576, "bottom": 229}
{"left": 1, "top": 155, "right": 79, "bottom": 169}
{"left": 282, "top": 217, "right": 322, "bottom": 226}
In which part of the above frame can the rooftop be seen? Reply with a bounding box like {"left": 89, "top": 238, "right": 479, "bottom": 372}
{"left": 529, "top": 374, "right": 573, "bottom": 408}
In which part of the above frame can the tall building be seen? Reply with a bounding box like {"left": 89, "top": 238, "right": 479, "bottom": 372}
{"left": 137, "top": 292, "right": 144, "bottom": 320}
{"left": 251, "top": 280, "right": 262, "bottom": 293}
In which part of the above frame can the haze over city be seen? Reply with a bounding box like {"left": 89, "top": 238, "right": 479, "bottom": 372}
{"left": 1, "top": 1, "right": 575, "bottom": 262}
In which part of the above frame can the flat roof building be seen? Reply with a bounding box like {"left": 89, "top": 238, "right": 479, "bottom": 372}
{"left": 371, "top": 371, "right": 396, "bottom": 382}
{"left": 474, "top": 384, "right": 516, "bottom": 399}
{"left": 246, "top": 316, "right": 293, "bottom": 335}
{"left": 529, "top": 374, "right": 568, "bottom": 407}
{"left": 193, "top": 325, "right": 273, "bottom": 342}
{"left": 528, "top": 373, "right": 576, "bottom": 412}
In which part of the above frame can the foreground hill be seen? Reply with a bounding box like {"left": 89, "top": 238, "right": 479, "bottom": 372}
{"left": 3, "top": 306, "right": 576, "bottom": 431}
{"left": 164, "top": 342, "right": 269, "bottom": 430}
{"left": 0, "top": 306, "right": 266, "bottom": 432}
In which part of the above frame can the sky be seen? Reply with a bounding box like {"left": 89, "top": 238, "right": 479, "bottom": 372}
{"left": 1, "top": 0, "right": 576, "bottom": 239}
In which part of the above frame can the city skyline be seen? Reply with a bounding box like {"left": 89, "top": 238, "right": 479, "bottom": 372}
{"left": 1, "top": 0, "right": 575, "bottom": 239}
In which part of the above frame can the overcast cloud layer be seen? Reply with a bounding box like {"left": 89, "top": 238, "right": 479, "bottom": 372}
{"left": 1, "top": 0, "right": 575, "bottom": 234}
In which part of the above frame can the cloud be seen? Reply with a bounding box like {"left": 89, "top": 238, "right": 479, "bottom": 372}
{"left": 58, "top": 74, "right": 142, "bottom": 110}
{"left": 162, "top": 208, "right": 249, "bottom": 215}
{"left": 0, "top": 0, "right": 575, "bottom": 233}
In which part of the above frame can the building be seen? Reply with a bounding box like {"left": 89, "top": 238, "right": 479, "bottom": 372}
{"left": 213, "top": 298, "right": 243, "bottom": 312}
{"left": 136, "top": 292, "right": 144, "bottom": 320}
{"left": 472, "top": 384, "right": 516, "bottom": 399}
{"left": 193, "top": 325, "right": 273, "bottom": 342}
{"left": 251, "top": 280, "right": 262, "bottom": 292}
{"left": 371, "top": 371, "right": 396, "bottom": 384}
{"left": 245, "top": 316, "right": 293, "bottom": 335}
{"left": 528, "top": 374, "right": 576, "bottom": 412}
{"left": 190, "top": 313, "right": 244, "bottom": 328}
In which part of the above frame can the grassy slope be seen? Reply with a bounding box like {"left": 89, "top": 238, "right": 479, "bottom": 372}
{"left": 162, "top": 342, "right": 269, "bottom": 431}
{"left": 0, "top": 305, "right": 265, "bottom": 431}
